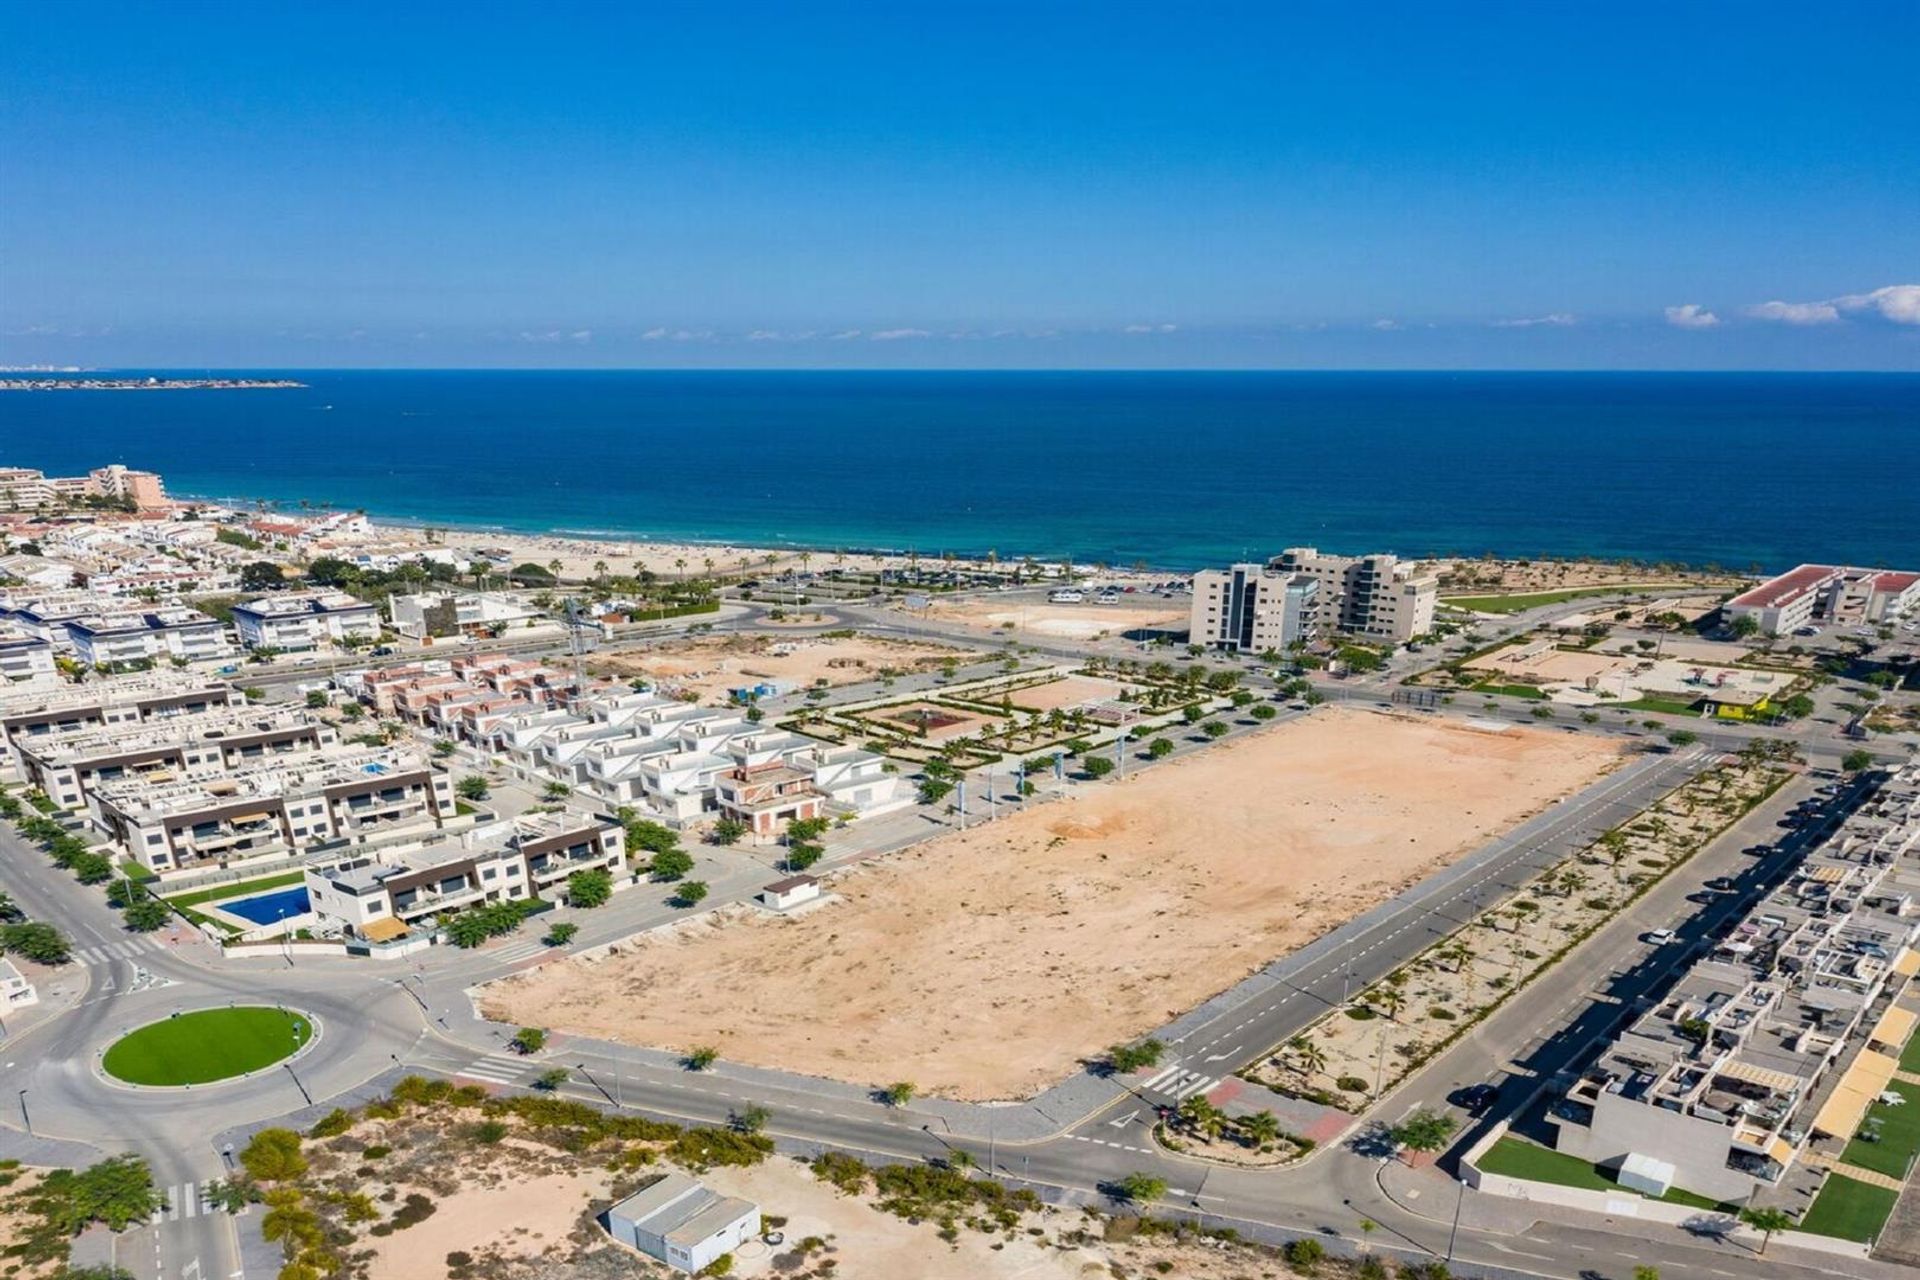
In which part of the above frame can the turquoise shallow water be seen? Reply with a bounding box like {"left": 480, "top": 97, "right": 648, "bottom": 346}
{"left": 6, "top": 370, "right": 1918, "bottom": 570}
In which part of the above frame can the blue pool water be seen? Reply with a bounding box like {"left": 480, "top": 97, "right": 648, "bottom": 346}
{"left": 223, "top": 886, "right": 311, "bottom": 925}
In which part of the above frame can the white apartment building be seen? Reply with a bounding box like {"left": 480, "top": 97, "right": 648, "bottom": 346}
{"left": 1188, "top": 564, "right": 1322, "bottom": 653}
{"left": 0, "top": 674, "right": 241, "bottom": 775}
{"left": 388, "top": 589, "right": 544, "bottom": 640}
{"left": 14, "top": 706, "right": 338, "bottom": 813}
{"left": 304, "top": 813, "right": 622, "bottom": 941}
{"left": 1269, "top": 546, "right": 1438, "bottom": 645}
{"left": 65, "top": 607, "right": 234, "bottom": 669}
{"left": 232, "top": 591, "right": 381, "bottom": 650}
{"left": 88, "top": 750, "right": 454, "bottom": 875}
{"left": 1550, "top": 765, "right": 1920, "bottom": 1202}
{"left": 1723, "top": 564, "right": 1920, "bottom": 636}
{"left": 0, "top": 627, "right": 57, "bottom": 688}
{"left": 0, "top": 464, "right": 167, "bottom": 512}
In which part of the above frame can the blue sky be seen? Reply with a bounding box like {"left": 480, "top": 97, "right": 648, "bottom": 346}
{"left": 3, "top": 3, "right": 1916, "bottom": 369}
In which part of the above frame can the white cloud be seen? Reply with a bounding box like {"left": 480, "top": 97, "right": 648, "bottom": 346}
{"left": 1663, "top": 304, "right": 1721, "bottom": 330}
{"left": 1121, "top": 322, "right": 1179, "bottom": 334}
{"left": 1370, "top": 318, "right": 1401, "bottom": 331}
{"left": 1835, "top": 284, "right": 1920, "bottom": 325}
{"left": 1748, "top": 299, "right": 1841, "bottom": 325}
{"left": 826, "top": 329, "right": 862, "bottom": 341}
{"left": 570, "top": 330, "right": 592, "bottom": 343}
{"left": 746, "top": 330, "right": 783, "bottom": 342}
{"left": 639, "top": 327, "right": 712, "bottom": 342}
{"left": 870, "top": 328, "right": 931, "bottom": 341}
{"left": 1491, "top": 313, "right": 1575, "bottom": 329}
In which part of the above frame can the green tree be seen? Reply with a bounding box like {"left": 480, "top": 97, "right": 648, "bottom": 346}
{"left": 1, "top": 921, "right": 72, "bottom": 965}
{"left": 1082, "top": 755, "right": 1115, "bottom": 779}
{"left": 535, "top": 1067, "right": 570, "bottom": 1091}
{"left": 1202, "top": 719, "right": 1230, "bottom": 740}
{"left": 70, "top": 852, "right": 115, "bottom": 884}
{"left": 1112, "top": 1172, "right": 1166, "bottom": 1204}
{"left": 625, "top": 819, "right": 680, "bottom": 857}
{"left": 1146, "top": 737, "right": 1174, "bottom": 759}
{"left": 1389, "top": 1108, "right": 1458, "bottom": 1162}
{"left": 567, "top": 868, "right": 613, "bottom": 908}
{"left": 1728, "top": 613, "right": 1761, "bottom": 639}
{"left": 674, "top": 880, "right": 710, "bottom": 908}
{"left": 1740, "top": 1206, "right": 1794, "bottom": 1256}
{"left": 687, "top": 1045, "right": 719, "bottom": 1071}
{"left": 733, "top": 1104, "right": 770, "bottom": 1134}
{"left": 304, "top": 690, "right": 329, "bottom": 709}
{"left": 1250, "top": 703, "right": 1278, "bottom": 721}
{"left": 1842, "top": 748, "right": 1875, "bottom": 773}
{"left": 123, "top": 896, "right": 171, "bottom": 932}
{"left": 649, "top": 847, "right": 695, "bottom": 880}
{"left": 883, "top": 1081, "right": 916, "bottom": 1106}
{"left": 31, "top": 1155, "right": 164, "bottom": 1233}
{"left": 1106, "top": 1038, "right": 1165, "bottom": 1073}
{"left": 710, "top": 816, "right": 748, "bottom": 846}
{"left": 1239, "top": 1109, "right": 1283, "bottom": 1148}
{"left": 784, "top": 841, "right": 824, "bottom": 872}
{"left": 917, "top": 778, "right": 954, "bottom": 806}
{"left": 239, "top": 1128, "right": 308, "bottom": 1182}
{"left": 510, "top": 1027, "right": 547, "bottom": 1055}
{"left": 544, "top": 921, "right": 579, "bottom": 947}
{"left": 455, "top": 775, "right": 490, "bottom": 801}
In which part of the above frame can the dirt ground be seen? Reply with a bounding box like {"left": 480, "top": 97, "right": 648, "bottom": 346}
{"left": 484, "top": 708, "right": 1622, "bottom": 1100}
{"left": 922, "top": 597, "right": 1184, "bottom": 641}
{"left": 593, "top": 633, "right": 973, "bottom": 703}
{"left": 364, "top": 1165, "right": 610, "bottom": 1280}
{"left": 1000, "top": 674, "right": 1132, "bottom": 712}
{"left": 1426, "top": 557, "right": 1746, "bottom": 595}
{"left": 868, "top": 699, "right": 1002, "bottom": 745}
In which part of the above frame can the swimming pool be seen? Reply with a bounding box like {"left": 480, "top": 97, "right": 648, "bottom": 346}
{"left": 223, "top": 885, "right": 311, "bottom": 925}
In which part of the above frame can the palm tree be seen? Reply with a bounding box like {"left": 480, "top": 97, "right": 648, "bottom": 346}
{"left": 675, "top": 557, "right": 688, "bottom": 580}
{"left": 1238, "top": 1109, "right": 1282, "bottom": 1149}
{"left": 546, "top": 557, "right": 562, "bottom": 581}
{"left": 1288, "top": 1036, "right": 1327, "bottom": 1083}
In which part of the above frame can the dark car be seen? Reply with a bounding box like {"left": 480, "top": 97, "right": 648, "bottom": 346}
{"left": 1704, "top": 876, "right": 1737, "bottom": 892}
{"left": 1449, "top": 1084, "right": 1500, "bottom": 1117}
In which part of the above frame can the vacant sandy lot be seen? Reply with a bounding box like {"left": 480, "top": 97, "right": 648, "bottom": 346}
{"left": 1000, "top": 673, "right": 1133, "bottom": 712}
{"left": 594, "top": 633, "right": 972, "bottom": 703}
{"left": 485, "top": 708, "right": 1621, "bottom": 1099}
{"left": 1428, "top": 556, "right": 1746, "bottom": 595}
{"left": 364, "top": 1165, "right": 609, "bottom": 1280}
{"left": 924, "top": 597, "right": 1184, "bottom": 641}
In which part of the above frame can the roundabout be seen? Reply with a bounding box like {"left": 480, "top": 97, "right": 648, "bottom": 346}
{"left": 100, "top": 1005, "right": 316, "bottom": 1087}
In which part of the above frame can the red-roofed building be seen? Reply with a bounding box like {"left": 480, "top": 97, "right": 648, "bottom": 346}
{"left": 1725, "top": 564, "right": 1920, "bottom": 634}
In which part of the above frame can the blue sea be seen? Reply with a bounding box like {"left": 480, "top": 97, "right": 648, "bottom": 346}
{"left": 6, "top": 370, "right": 1918, "bottom": 571}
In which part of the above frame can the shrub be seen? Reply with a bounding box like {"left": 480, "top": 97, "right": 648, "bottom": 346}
{"left": 1335, "top": 1075, "right": 1369, "bottom": 1092}
{"left": 473, "top": 1120, "right": 509, "bottom": 1144}
{"left": 239, "top": 1129, "right": 307, "bottom": 1182}
{"left": 811, "top": 1152, "right": 870, "bottom": 1194}
{"left": 307, "top": 1109, "right": 354, "bottom": 1139}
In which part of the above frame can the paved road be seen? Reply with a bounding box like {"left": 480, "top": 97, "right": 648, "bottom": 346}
{"left": 3, "top": 588, "right": 1907, "bottom": 1280}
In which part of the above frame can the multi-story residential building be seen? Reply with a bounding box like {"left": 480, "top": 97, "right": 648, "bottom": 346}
{"left": 0, "top": 464, "right": 168, "bottom": 512}
{"left": 0, "top": 626, "right": 57, "bottom": 688}
{"left": 1723, "top": 564, "right": 1920, "bottom": 636}
{"left": 0, "top": 674, "right": 241, "bottom": 774}
{"left": 388, "top": 589, "right": 544, "bottom": 640}
{"left": 715, "top": 761, "right": 826, "bottom": 838}
{"left": 1549, "top": 765, "right": 1920, "bottom": 1202}
{"left": 232, "top": 591, "right": 382, "bottom": 650}
{"left": 1269, "top": 546, "right": 1438, "bottom": 645}
{"left": 14, "top": 707, "right": 338, "bottom": 813}
{"left": 303, "top": 813, "right": 622, "bottom": 941}
{"left": 64, "top": 607, "right": 234, "bottom": 669}
{"left": 1188, "top": 564, "right": 1321, "bottom": 653}
{"left": 88, "top": 749, "right": 454, "bottom": 874}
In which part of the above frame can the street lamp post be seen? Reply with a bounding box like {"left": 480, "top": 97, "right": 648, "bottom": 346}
{"left": 18, "top": 1089, "right": 30, "bottom": 1137}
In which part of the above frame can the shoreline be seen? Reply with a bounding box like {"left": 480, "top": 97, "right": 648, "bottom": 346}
{"left": 169, "top": 490, "right": 1756, "bottom": 583}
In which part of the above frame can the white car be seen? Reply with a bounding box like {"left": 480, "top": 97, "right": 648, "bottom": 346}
{"left": 1644, "top": 928, "right": 1678, "bottom": 946}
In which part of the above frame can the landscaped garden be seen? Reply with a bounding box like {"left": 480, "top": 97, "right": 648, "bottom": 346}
{"left": 1799, "top": 1171, "right": 1899, "bottom": 1244}
{"left": 1474, "top": 1136, "right": 1734, "bottom": 1211}
{"left": 101, "top": 1006, "right": 312, "bottom": 1086}
{"left": 1841, "top": 1080, "right": 1920, "bottom": 1180}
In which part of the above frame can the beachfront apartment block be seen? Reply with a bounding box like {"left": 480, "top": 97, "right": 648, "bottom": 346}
{"left": 1188, "top": 564, "right": 1322, "bottom": 653}
{"left": 1549, "top": 764, "right": 1920, "bottom": 1203}
{"left": 0, "top": 463, "right": 168, "bottom": 512}
{"left": 1722, "top": 564, "right": 1920, "bottom": 635}
{"left": 87, "top": 749, "right": 455, "bottom": 875}
{"left": 13, "top": 706, "right": 339, "bottom": 813}
{"left": 1268, "top": 546, "right": 1438, "bottom": 644}
{"left": 304, "top": 813, "right": 622, "bottom": 942}
{"left": 0, "top": 673, "right": 242, "bottom": 774}
{"left": 64, "top": 607, "right": 235, "bottom": 669}
{"left": 387, "top": 589, "right": 544, "bottom": 640}
{"left": 232, "top": 590, "right": 382, "bottom": 650}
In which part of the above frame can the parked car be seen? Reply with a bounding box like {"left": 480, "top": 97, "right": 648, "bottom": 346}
{"left": 1704, "top": 876, "right": 1737, "bottom": 892}
{"left": 1643, "top": 928, "right": 1678, "bottom": 946}
{"left": 1448, "top": 1084, "right": 1500, "bottom": 1117}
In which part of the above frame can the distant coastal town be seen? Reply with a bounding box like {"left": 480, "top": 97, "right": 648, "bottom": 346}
{"left": 0, "top": 376, "right": 305, "bottom": 391}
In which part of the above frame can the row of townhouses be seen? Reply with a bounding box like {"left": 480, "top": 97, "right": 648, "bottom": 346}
{"left": 1550, "top": 764, "right": 1920, "bottom": 1202}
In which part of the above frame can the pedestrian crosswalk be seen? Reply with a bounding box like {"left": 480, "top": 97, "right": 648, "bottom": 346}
{"left": 152, "top": 1180, "right": 222, "bottom": 1224}
{"left": 458, "top": 1052, "right": 530, "bottom": 1086}
{"left": 1137, "top": 1064, "right": 1219, "bottom": 1102}
{"left": 73, "top": 936, "right": 164, "bottom": 967}
{"left": 485, "top": 938, "right": 547, "bottom": 965}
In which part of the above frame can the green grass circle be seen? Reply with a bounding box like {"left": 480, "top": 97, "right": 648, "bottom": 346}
{"left": 102, "top": 1006, "right": 313, "bottom": 1086}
